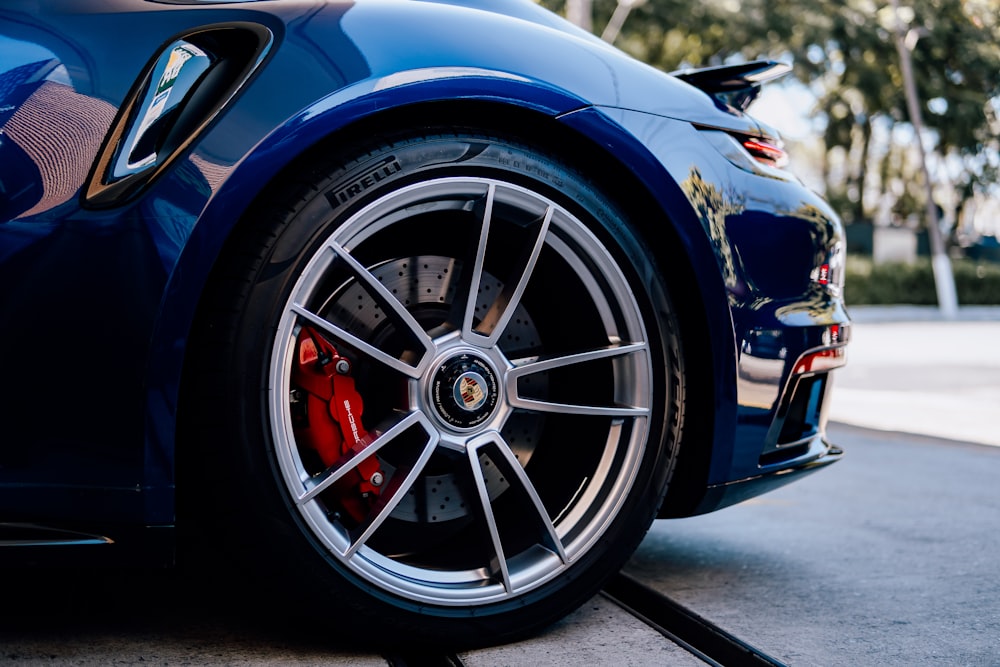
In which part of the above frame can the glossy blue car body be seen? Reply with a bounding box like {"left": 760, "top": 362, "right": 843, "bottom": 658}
{"left": 0, "top": 0, "right": 848, "bottom": 563}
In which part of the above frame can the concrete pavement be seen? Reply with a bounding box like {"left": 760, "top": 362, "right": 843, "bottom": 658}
{"left": 829, "top": 305, "right": 1000, "bottom": 447}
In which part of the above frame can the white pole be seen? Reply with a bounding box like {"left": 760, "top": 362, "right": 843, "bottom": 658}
{"left": 565, "top": 0, "right": 593, "bottom": 31}
{"left": 601, "top": 0, "right": 645, "bottom": 44}
{"left": 890, "top": 0, "right": 959, "bottom": 319}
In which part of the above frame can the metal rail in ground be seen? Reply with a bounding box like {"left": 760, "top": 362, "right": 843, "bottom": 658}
{"left": 602, "top": 571, "right": 788, "bottom": 667}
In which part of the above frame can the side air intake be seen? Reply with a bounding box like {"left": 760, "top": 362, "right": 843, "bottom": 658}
{"left": 83, "top": 22, "right": 272, "bottom": 208}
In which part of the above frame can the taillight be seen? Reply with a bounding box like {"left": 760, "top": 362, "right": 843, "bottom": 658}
{"left": 740, "top": 136, "right": 788, "bottom": 168}
{"left": 812, "top": 242, "right": 845, "bottom": 294}
{"left": 792, "top": 345, "right": 847, "bottom": 375}
{"left": 698, "top": 128, "right": 794, "bottom": 179}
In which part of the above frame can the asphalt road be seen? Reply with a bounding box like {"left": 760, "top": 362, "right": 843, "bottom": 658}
{"left": 624, "top": 422, "right": 1000, "bottom": 666}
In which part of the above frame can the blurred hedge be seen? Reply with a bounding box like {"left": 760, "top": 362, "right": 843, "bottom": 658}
{"left": 844, "top": 256, "right": 1000, "bottom": 305}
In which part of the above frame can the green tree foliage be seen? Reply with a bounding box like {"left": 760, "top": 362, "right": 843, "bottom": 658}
{"left": 543, "top": 0, "right": 1000, "bottom": 231}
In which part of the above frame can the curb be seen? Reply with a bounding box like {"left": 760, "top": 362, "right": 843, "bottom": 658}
{"left": 845, "top": 304, "right": 1000, "bottom": 323}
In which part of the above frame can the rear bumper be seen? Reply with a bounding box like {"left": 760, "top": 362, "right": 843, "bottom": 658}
{"left": 681, "top": 433, "right": 844, "bottom": 517}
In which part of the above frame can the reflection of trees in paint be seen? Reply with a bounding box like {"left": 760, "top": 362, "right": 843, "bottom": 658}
{"left": 680, "top": 165, "right": 746, "bottom": 298}
{"left": 1, "top": 61, "right": 115, "bottom": 219}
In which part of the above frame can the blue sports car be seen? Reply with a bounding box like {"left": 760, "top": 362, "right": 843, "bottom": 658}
{"left": 0, "top": 0, "right": 849, "bottom": 648}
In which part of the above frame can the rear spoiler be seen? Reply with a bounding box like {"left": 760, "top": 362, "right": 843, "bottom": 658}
{"left": 671, "top": 60, "right": 792, "bottom": 111}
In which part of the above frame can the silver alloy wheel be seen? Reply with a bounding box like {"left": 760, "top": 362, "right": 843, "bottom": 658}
{"left": 268, "top": 176, "right": 653, "bottom": 606}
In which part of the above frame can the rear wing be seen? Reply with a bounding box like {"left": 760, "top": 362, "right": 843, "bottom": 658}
{"left": 671, "top": 60, "right": 791, "bottom": 111}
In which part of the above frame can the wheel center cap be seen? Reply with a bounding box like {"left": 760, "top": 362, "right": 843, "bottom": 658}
{"left": 431, "top": 354, "right": 500, "bottom": 429}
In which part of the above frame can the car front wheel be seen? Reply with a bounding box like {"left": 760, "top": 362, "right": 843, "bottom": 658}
{"left": 188, "top": 130, "right": 685, "bottom": 648}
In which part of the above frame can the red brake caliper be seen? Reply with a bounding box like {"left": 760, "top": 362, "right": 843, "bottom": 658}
{"left": 291, "top": 327, "right": 384, "bottom": 523}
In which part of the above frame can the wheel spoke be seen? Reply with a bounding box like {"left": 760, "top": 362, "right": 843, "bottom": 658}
{"left": 298, "top": 411, "right": 434, "bottom": 504}
{"left": 343, "top": 419, "right": 439, "bottom": 558}
{"left": 309, "top": 242, "right": 434, "bottom": 376}
{"left": 466, "top": 435, "right": 513, "bottom": 593}
{"left": 458, "top": 183, "right": 495, "bottom": 341}
{"left": 482, "top": 433, "right": 567, "bottom": 564}
{"left": 466, "top": 432, "right": 569, "bottom": 594}
{"left": 463, "top": 187, "right": 553, "bottom": 348}
{"left": 506, "top": 342, "right": 651, "bottom": 416}
{"left": 289, "top": 303, "right": 424, "bottom": 378}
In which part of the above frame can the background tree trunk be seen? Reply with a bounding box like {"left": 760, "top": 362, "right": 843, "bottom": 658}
{"left": 565, "top": 0, "right": 592, "bottom": 31}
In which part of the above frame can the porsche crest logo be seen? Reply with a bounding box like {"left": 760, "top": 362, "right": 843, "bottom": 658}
{"left": 458, "top": 374, "right": 486, "bottom": 410}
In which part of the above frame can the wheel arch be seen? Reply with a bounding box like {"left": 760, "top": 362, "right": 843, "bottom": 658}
{"left": 167, "top": 105, "right": 721, "bottom": 646}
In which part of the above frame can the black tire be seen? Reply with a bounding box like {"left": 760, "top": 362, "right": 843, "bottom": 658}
{"left": 186, "top": 130, "right": 685, "bottom": 648}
